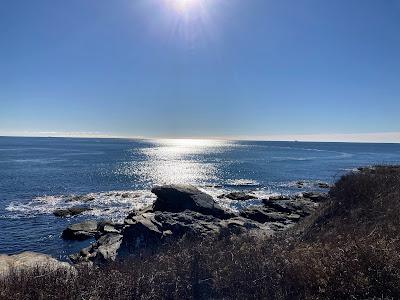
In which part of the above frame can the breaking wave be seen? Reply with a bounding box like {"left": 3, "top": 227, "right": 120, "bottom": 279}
{"left": 6, "top": 190, "right": 156, "bottom": 222}
{"left": 5, "top": 184, "right": 277, "bottom": 220}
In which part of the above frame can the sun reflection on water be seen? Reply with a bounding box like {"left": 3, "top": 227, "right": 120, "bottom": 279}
{"left": 119, "top": 139, "right": 234, "bottom": 186}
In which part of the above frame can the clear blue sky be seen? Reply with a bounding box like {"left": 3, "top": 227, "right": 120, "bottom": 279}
{"left": 1, "top": 0, "right": 399, "bottom": 139}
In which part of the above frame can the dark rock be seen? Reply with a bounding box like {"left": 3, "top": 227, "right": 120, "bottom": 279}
{"left": 296, "top": 181, "right": 305, "bottom": 188}
{"left": 53, "top": 206, "right": 92, "bottom": 217}
{"left": 62, "top": 220, "right": 98, "bottom": 240}
{"left": 66, "top": 195, "right": 95, "bottom": 203}
{"left": 263, "top": 197, "right": 320, "bottom": 217}
{"left": 120, "top": 213, "right": 165, "bottom": 254}
{"left": 151, "top": 184, "right": 233, "bottom": 219}
{"left": 73, "top": 209, "right": 272, "bottom": 263}
{"left": 317, "top": 182, "right": 331, "bottom": 189}
{"left": 126, "top": 205, "right": 154, "bottom": 220}
{"left": 97, "top": 220, "right": 122, "bottom": 235}
{"left": 94, "top": 234, "right": 123, "bottom": 262}
{"left": 153, "top": 210, "right": 221, "bottom": 237}
{"left": 240, "top": 207, "right": 290, "bottom": 223}
{"left": 262, "top": 199, "right": 294, "bottom": 214}
{"left": 302, "top": 192, "right": 328, "bottom": 202}
{"left": 205, "top": 184, "right": 223, "bottom": 188}
{"left": 121, "top": 192, "right": 140, "bottom": 198}
{"left": 71, "top": 185, "right": 327, "bottom": 264}
{"left": 71, "top": 233, "right": 123, "bottom": 263}
{"left": 222, "top": 192, "right": 257, "bottom": 201}
{"left": 268, "top": 195, "right": 291, "bottom": 201}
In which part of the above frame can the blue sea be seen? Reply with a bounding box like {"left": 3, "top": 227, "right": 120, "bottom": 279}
{"left": 1, "top": 136, "right": 400, "bottom": 260}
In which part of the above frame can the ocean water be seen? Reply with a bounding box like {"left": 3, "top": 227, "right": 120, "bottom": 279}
{"left": 1, "top": 136, "right": 400, "bottom": 259}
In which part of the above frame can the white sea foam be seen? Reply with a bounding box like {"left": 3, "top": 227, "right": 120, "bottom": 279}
{"left": 6, "top": 190, "right": 156, "bottom": 222}
{"left": 5, "top": 184, "right": 276, "bottom": 220}
{"left": 341, "top": 167, "right": 361, "bottom": 172}
{"left": 224, "top": 179, "right": 260, "bottom": 187}
{"left": 200, "top": 185, "right": 277, "bottom": 212}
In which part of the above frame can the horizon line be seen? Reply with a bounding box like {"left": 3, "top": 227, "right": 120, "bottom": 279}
{"left": 0, "top": 131, "right": 399, "bottom": 144}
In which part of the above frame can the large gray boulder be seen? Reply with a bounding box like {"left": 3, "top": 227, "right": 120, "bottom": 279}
{"left": 152, "top": 184, "right": 233, "bottom": 219}
{"left": 71, "top": 233, "right": 123, "bottom": 263}
{"left": 0, "top": 252, "right": 73, "bottom": 277}
{"left": 262, "top": 196, "right": 320, "bottom": 217}
{"left": 62, "top": 220, "right": 98, "bottom": 240}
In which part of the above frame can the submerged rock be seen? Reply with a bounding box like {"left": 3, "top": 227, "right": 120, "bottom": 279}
{"left": 66, "top": 195, "right": 95, "bottom": 203}
{"left": 219, "top": 192, "right": 257, "bottom": 201}
{"left": 317, "top": 182, "right": 331, "bottom": 189}
{"left": 53, "top": 206, "right": 92, "bottom": 217}
{"left": 296, "top": 181, "right": 305, "bottom": 188}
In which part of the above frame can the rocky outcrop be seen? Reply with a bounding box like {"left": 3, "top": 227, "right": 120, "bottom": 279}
{"left": 0, "top": 252, "right": 73, "bottom": 277}
{"left": 62, "top": 220, "right": 98, "bottom": 240}
{"left": 70, "top": 186, "right": 329, "bottom": 264}
{"left": 152, "top": 184, "right": 233, "bottom": 219}
{"left": 53, "top": 206, "right": 92, "bottom": 217}
{"left": 73, "top": 210, "right": 272, "bottom": 263}
{"left": 301, "top": 192, "right": 329, "bottom": 202}
{"left": 317, "top": 182, "right": 331, "bottom": 189}
{"left": 218, "top": 192, "right": 257, "bottom": 201}
{"left": 240, "top": 192, "right": 327, "bottom": 225}
{"left": 62, "top": 220, "right": 124, "bottom": 241}
{"left": 70, "top": 233, "right": 123, "bottom": 263}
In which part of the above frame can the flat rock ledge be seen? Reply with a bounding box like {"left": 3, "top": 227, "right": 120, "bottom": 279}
{"left": 69, "top": 185, "right": 328, "bottom": 263}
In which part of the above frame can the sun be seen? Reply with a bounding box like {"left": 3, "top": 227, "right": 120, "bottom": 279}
{"left": 167, "top": 0, "right": 201, "bottom": 14}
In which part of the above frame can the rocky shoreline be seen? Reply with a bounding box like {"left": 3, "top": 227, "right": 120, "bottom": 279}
{"left": 0, "top": 183, "right": 329, "bottom": 274}
{"left": 62, "top": 184, "right": 328, "bottom": 264}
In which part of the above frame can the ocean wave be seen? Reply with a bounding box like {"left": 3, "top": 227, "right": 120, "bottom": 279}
{"left": 340, "top": 167, "right": 361, "bottom": 172}
{"left": 277, "top": 180, "right": 331, "bottom": 190}
{"left": 224, "top": 179, "right": 260, "bottom": 187}
{"left": 5, "top": 190, "right": 156, "bottom": 222}
{"left": 200, "top": 186, "right": 277, "bottom": 212}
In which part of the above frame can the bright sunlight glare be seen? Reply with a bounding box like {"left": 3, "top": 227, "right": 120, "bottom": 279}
{"left": 166, "top": 0, "right": 202, "bottom": 14}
